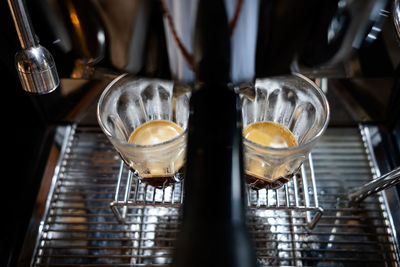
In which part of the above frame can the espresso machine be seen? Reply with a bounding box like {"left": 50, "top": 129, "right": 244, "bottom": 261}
{"left": 2, "top": 0, "right": 400, "bottom": 266}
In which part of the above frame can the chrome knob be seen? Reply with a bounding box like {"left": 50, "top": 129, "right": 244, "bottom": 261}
{"left": 15, "top": 45, "right": 59, "bottom": 94}
{"left": 8, "top": 0, "right": 59, "bottom": 94}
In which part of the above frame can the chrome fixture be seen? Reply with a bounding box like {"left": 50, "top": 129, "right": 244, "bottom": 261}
{"left": 7, "top": 0, "right": 59, "bottom": 94}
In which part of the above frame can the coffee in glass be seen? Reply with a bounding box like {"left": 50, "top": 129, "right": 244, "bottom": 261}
{"left": 240, "top": 73, "right": 329, "bottom": 190}
{"left": 127, "top": 120, "right": 185, "bottom": 187}
{"left": 97, "top": 74, "right": 190, "bottom": 188}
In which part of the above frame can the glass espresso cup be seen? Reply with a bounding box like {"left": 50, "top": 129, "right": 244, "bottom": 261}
{"left": 240, "top": 73, "right": 329, "bottom": 190}
{"left": 97, "top": 74, "right": 190, "bottom": 187}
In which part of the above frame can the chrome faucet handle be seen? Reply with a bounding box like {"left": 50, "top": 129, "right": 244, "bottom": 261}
{"left": 8, "top": 0, "right": 59, "bottom": 94}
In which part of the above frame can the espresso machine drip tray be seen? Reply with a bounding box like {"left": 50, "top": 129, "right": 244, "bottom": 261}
{"left": 111, "top": 153, "right": 322, "bottom": 230}
{"left": 23, "top": 124, "right": 399, "bottom": 266}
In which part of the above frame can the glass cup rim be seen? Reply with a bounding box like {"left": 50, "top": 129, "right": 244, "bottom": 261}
{"left": 242, "top": 73, "right": 330, "bottom": 152}
{"left": 97, "top": 73, "right": 188, "bottom": 150}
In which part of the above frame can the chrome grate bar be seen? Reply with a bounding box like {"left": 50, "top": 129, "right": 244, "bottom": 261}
{"left": 111, "top": 153, "right": 323, "bottom": 229}
{"left": 28, "top": 125, "right": 399, "bottom": 266}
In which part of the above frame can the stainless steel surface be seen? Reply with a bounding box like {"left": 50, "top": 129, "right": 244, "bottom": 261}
{"left": 14, "top": 45, "right": 59, "bottom": 94}
{"left": 26, "top": 125, "right": 399, "bottom": 266}
{"left": 319, "top": 0, "right": 388, "bottom": 64}
{"left": 7, "top": 0, "right": 59, "bottom": 94}
{"left": 394, "top": 0, "right": 400, "bottom": 40}
{"left": 111, "top": 155, "right": 323, "bottom": 229}
{"left": 358, "top": 123, "right": 400, "bottom": 258}
{"left": 349, "top": 166, "right": 400, "bottom": 203}
{"left": 7, "top": 0, "right": 36, "bottom": 49}
{"left": 110, "top": 161, "right": 184, "bottom": 223}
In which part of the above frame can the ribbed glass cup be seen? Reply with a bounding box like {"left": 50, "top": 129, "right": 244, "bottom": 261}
{"left": 240, "top": 73, "right": 330, "bottom": 190}
{"left": 97, "top": 74, "right": 191, "bottom": 187}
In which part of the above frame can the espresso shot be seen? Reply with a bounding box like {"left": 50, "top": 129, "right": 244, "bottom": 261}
{"left": 97, "top": 76, "right": 190, "bottom": 189}
{"left": 240, "top": 74, "right": 330, "bottom": 190}
{"left": 243, "top": 121, "right": 298, "bottom": 189}
{"left": 127, "top": 120, "right": 185, "bottom": 188}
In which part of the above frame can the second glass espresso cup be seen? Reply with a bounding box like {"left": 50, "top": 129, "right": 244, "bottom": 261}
{"left": 240, "top": 73, "right": 330, "bottom": 190}
{"left": 97, "top": 74, "right": 190, "bottom": 188}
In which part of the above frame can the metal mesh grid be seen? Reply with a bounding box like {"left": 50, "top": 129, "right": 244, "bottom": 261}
{"left": 111, "top": 155, "right": 322, "bottom": 229}
{"left": 30, "top": 125, "right": 399, "bottom": 266}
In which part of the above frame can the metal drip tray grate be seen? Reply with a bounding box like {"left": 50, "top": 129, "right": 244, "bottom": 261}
{"left": 28, "top": 125, "right": 399, "bottom": 266}
{"left": 111, "top": 156, "right": 322, "bottom": 229}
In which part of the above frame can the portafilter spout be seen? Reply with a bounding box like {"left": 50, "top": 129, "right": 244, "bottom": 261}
{"left": 7, "top": 0, "right": 59, "bottom": 94}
